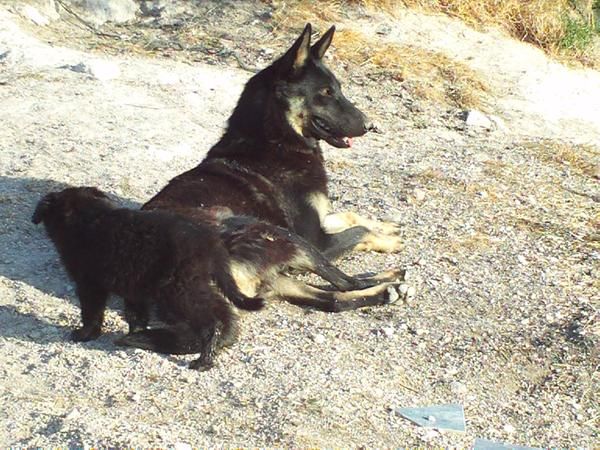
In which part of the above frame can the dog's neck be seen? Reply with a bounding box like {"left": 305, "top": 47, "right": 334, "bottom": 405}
{"left": 215, "top": 66, "right": 320, "bottom": 155}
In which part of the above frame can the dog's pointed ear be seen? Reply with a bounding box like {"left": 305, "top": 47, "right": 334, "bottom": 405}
{"left": 32, "top": 193, "right": 56, "bottom": 224}
{"left": 311, "top": 25, "right": 335, "bottom": 59}
{"left": 281, "top": 23, "right": 312, "bottom": 74}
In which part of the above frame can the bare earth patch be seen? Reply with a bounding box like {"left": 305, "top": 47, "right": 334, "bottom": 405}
{"left": 0, "top": 1, "right": 598, "bottom": 447}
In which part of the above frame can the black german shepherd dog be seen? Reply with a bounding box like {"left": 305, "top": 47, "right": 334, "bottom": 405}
{"left": 32, "top": 187, "right": 264, "bottom": 370}
{"left": 143, "top": 24, "right": 405, "bottom": 310}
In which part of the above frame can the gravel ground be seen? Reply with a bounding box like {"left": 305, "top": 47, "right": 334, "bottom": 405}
{"left": 0, "top": 1, "right": 598, "bottom": 447}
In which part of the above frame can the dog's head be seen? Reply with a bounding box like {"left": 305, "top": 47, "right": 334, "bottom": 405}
{"left": 274, "top": 23, "right": 371, "bottom": 148}
{"left": 32, "top": 187, "right": 112, "bottom": 226}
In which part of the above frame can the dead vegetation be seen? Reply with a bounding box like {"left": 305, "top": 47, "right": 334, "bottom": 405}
{"left": 274, "top": 0, "right": 600, "bottom": 67}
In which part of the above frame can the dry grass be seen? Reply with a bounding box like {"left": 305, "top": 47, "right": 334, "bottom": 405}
{"left": 275, "top": 0, "right": 599, "bottom": 67}
{"left": 521, "top": 140, "right": 600, "bottom": 178}
{"left": 335, "top": 29, "right": 489, "bottom": 108}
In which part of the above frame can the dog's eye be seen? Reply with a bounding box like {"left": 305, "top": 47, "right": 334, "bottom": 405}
{"left": 320, "top": 87, "right": 333, "bottom": 97}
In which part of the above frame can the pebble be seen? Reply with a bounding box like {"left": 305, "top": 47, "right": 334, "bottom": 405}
{"left": 503, "top": 423, "right": 516, "bottom": 434}
{"left": 312, "top": 334, "right": 326, "bottom": 344}
{"left": 450, "top": 381, "right": 468, "bottom": 395}
{"left": 387, "top": 285, "right": 400, "bottom": 303}
{"left": 173, "top": 443, "right": 192, "bottom": 450}
{"left": 64, "top": 408, "right": 80, "bottom": 421}
{"left": 464, "top": 109, "right": 494, "bottom": 130}
{"left": 413, "top": 188, "right": 426, "bottom": 202}
{"left": 381, "top": 326, "right": 395, "bottom": 338}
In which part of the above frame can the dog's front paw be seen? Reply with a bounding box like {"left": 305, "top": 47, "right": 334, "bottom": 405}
{"left": 355, "top": 232, "right": 403, "bottom": 253}
{"left": 374, "top": 221, "right": 402, "bottom": 235}
{"left": 71, "top": 326, "right": 101, "bottom": 342}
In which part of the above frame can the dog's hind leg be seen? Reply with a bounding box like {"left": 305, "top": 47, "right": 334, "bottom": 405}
{"left": 288, "top": 238, "right": 389, "bottom": 290}
{"left": 71, "top": 283, "right": 109, "bottom": 342}
{"left": 353, "top": 268, "right": 407, "bottom": 284}
{"left": 267, "top": 275, "right": 400, "bottom": 312}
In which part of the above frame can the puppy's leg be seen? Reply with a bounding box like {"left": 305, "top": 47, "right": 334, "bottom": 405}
{"left": 72, "top": 283, "right": 109, "bottom": 342}
{"left": 124, "top": 297, "right": 150, "bottom": 333}
{"left": 116, "top": 322, "right": 223, "bottom": 371}
{"left": 267, "top": 275, "right": 400, "bottom": 312}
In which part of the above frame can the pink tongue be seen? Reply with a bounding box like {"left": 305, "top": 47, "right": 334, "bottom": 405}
{"left": 346, "top": 137, "right": 353, "bottom": 147}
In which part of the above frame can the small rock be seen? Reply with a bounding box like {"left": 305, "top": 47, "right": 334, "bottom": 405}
{"left": 19, "top": 5, "right": 51, "bottom": 26}
{"left": 420, "top": 428, "right": 439, "bottom": 442}
{"left": 87, "top": 60, "right": 121, "bottom": 81}
{"left": 503, "top": 423, "right": 516, "bottom": 434}
{"left": 412, "top": 188, "right": 426, "bottom": 202}
{"left": 406, "top": 286, "right": 416, "bottom": 301}
{"left": 71, "top": 0, "right": 138, "bottom": 26}
{"left": 173, "top": 443, "right": 192, "bottom": 450}
{"left": 450, "top": 381, "right": 467, "bottom": 395}
{"left": 381, "top": 326, "right": 395, "bottom": 338}
{"left": 311, "top": 333, "right": 325, "bottom": 344}
{"left": 387, "top": 285, "right": 400, "bottom": 303}
{"left": 376, "top": 24, "right": 392, "bottom": 36}
{"left": 464, "top": 110, "right": 493, "bottom": 130}
{"left": 473, "top": 152, "right": 492, "bottom": 163}
{"left": 442, "top": 274, "right": 452, "bottom": 284}
{"left": 427, "top": 415, "right": 436, "bottom": 423}
{"left": 64, "top": 408, "right": 80, "bottom": 421}
{"left": 517, "top": 254, "right": 527, "bottom": 265}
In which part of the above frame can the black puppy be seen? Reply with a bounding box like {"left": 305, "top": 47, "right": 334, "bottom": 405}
{"left": 32, "top": 187, "right": 263, "bottom": 370}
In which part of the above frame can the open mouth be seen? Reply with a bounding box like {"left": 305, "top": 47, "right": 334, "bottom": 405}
{"left": 311, "top": 117, "right": 353, "bottom": 148}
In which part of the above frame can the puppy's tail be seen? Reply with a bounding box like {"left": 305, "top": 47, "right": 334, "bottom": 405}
{"left": 214, "top": 264, "right": 265, "bottom": 311}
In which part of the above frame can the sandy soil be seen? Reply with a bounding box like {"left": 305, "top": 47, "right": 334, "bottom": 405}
{"left": 0, "top": 1, "right": 598, "bottom": 447}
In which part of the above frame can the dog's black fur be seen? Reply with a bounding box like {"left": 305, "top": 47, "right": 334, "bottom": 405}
{"left": 144, "top": 23, "right": 402, "bottom": 260}
{"left": 141, "top": 24, "right": 405, "bottom": 311}
{"left": 166, "top": 205, "right": 406, "bottom": 312}
{"left": 32, "top": 187, "right": 264, "bottom": 370}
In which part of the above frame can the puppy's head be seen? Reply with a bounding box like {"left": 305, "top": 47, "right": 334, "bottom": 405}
{"left": 32, "top": 187, "right": 111, "bottom": 226}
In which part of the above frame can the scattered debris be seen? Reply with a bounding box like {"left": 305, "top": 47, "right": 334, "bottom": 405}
{"left": 473, "top": 438, "right": 541, "bottom": 450}
{"left": 396, "top": 404, "right": 466, "bottom": 432}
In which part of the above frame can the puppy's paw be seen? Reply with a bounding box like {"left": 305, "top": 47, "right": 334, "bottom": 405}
{"left": 71, "top": 326, "right": 101, "bottom": 342}
{"left": 189, "top": 358, "right": 214, "bottom": 371}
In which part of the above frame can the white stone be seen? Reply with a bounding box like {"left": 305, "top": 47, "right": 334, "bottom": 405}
{"left": 174, "top": 443, "right": 192, "bottom": 450}
{"left": 503, "top": 423, "right": 516, "bottom": 434}
{"left": 450, "top": 381, "right": 468, "bottom": 395}
{"left": 465, "top": 110, "right": 493, "bottom": 130}
{"left": 71, "top": 0, "right": 138, "bottom": 26}
{"left": 381, "top": 326, "right": 395, "bottom": 338}
{"left": 20, "top": 5, "right": 51, "bottom": 26}
{"left": 413, "top": 188, "right": 426, "bottom": 202}
{"left": 387, "top": 285, "right": 400, "bottom": 303}
{"left": 312, "top": 334, "right": 325, "bottom": 344}
{"left": 87, "top": 60, "right": 120, "bottom": 81}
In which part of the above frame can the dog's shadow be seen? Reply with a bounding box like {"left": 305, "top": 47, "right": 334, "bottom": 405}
{"left": 0, "top": 176, "right": 141, "bottom": 348}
